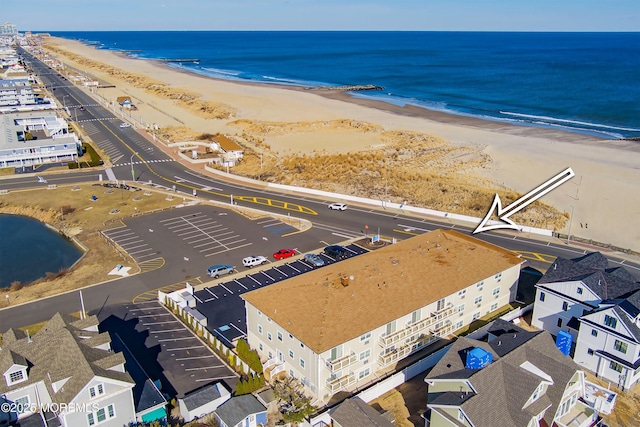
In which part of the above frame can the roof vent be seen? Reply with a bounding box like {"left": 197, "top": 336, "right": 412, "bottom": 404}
{"left": 340, "top": 276, "right": 350, "bottom": 287}
{"left": 465, "top": 347, "right": 493, "bottom": 369}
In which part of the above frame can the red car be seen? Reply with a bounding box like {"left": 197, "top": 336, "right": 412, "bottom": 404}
{"left": 273, "top": 248, "right": 296, "bottom": 260}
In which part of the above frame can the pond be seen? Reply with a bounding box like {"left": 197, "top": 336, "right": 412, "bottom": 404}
{"left": 0, "top": 214, "right": 83, "bottom": 288}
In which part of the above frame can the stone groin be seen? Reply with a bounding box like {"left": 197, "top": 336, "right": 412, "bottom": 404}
{"left": 305, "top": 84, "right": 384, "bottom": 92}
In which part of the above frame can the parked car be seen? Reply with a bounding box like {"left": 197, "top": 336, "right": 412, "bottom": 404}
{"left": 304, "top": 253, "right": 325, "bottom": 267}
{"left": 242, "top": 255, "right": 268, "bottom": 268}
{"left": 328, "top": 203, "right": 347, "bottom": 211}
{"left": 207, "top": 264, "right": 235, "bottom": 278}
{"left": 324, "top": 245, "right": 348, "bottom": 260}
{"left": 119, "top": 122, "right": 131, "bottom": 128}
{"left": 273, "top": 248, "right": 296, "bottom": 260}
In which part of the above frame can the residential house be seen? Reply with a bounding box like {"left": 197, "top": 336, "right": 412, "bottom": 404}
{"left": 530, "top": 252, "right": 640, "bottom": 390}
{"left": 214, "top": 134, "right": 244, "bottom": 164}
{"left": 178, "top": 382, "right": 231, "bottom": 423}
{"left": 116, "top": 96, "right": 135, "bottom": 110}
{"left": 242, "top": 229, "right": 524, "bottom": 402}
{"left": 327, "top": 396, "right": 395, "bottom": 427}
{"left": 0, "top": 111, "right": 81, "bottom": 168}
{"left": 424, "top": 319, "right": 598, "bottom": 427}
{"left": 215, "top": 394, "right": 267, "bottom": 427}
{"left": 574, "top": 290, "right": 640, "bottom": 390}
{"left": 0, "top": 313, "right": 136, "bottom": 427}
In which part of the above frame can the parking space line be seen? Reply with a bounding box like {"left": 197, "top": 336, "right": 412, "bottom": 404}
{"left": 194, "top": 294, "right": 203, "bottom": 303}
{"left": 115, "top": 235, "right": 139, "bottom": 242}
{"left": 195, "top": 376, "right": 239, "bottom": 382}
{"left": 246, "top": 275, "right": 262, "bottom": 286}
{"left": 288, "top": 263, "right": 302, "bottom": 273}
{"left": 273, "top": 266, "right": 288, "bottom": 277}
{"left": 159, "top": 213, "right": 203, "bottom": 223}
{"left": 137, "top": 313, "right": 172, "bottom": 317}
{"left": 130, "top": 248, "right": 155, "bottom": 255}
{"left": 143, "top": 320, "right": 180, "bottom": 326}
{"left": 159, "top": 336, "right": 198, "bottom": 342}
{"left": 259, "top": 270, "right": 275, "bottom": 282}
{"left": 233, "top": 279, "right": 248, "bottom": 290}
{"left": 204, "top": 242, "right": 253, "bottom": 257}
{"left": 131, "top": 300, "right": 161, "bottom": 305}
{"left": 175, "top": 355, "right": 216, "bottom": 361}
{"left": 230, "top": 323, "right": 245, "bottom": 335}
{"left": 149, "top": 328, "right": 187, "bottom": 333}
{"left": 185, "top": 365, "right": 225, "bottom": 371}
{"left": 183, "top": 235, "right": 214, "bottom": 242}
{"left": 205, "top": 288, "right": 218, "bottom": 299}
{"left": 166, "top": 345, "right": 204, "bottom": 351}
{"left": 122, "top": 243, "right": 148, "bottom": 250}
{"left": 137, "top": 251, "right": 160, "bottom": 258}
{"left": 219, "top": 284, "right": 234, "bottom": 295}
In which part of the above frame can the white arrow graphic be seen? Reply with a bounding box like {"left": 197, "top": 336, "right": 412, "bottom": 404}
{"left": 473, "top": 167, "right": 575, "bottom": 234}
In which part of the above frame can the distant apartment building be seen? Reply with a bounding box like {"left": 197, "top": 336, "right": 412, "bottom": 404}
{"left": 242, "top": 229, "right": 524, "bottom": 402}
{"left": 0, "top": 313, "right": 137, "bottom": 427}
{"left": 0, "top": 111, "right": 81, "bottom": 168}
{"left": 531, "top": 252, "right": 640, "bottom": 391}
{"left": 0, "top": 22, "right": 18, "bottom": 36}
{"left": 424, "top": 319, "right": 598, "bottom": 427}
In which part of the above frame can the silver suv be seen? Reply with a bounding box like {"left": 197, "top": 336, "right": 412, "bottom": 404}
{"left": 207, "top": 264, "right": 235, "bottom": 278}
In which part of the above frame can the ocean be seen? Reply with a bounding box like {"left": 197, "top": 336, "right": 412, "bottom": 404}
{"left": 49, "top": 31, "right": 640, "bottom": 139}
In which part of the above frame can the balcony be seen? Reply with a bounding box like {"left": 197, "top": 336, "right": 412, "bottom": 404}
{"left": 556, "top": 400, "right": 597, "bottom": 427}
{"left": 326, "top": 372, "right": 356, "bottom": 394}
{"left": 377, "top": 334, "right": 440, "bottom": 368}
{"left": 326, "top": 352, "right": 357, "bottom": 373}
{"left": 379, "top": 306, "right": 455, "bottom": 348}
{"left": 263, "top": 358, "right": 278, "bottom": 370}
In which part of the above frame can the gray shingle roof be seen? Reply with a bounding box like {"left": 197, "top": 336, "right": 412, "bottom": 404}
{"left": 540, "top": 253, "right": 639, "bottom": 301}
{"left": 216, "top": 394, "right": 266, "bottom": 426}
{"left": 182, "top": 383, "right": 225, "bottom": 411}
{"left": 426, "top": 331, "right": 581, "bottom": 427}
{"left": 0, "top": 313, "right": 134, "bottom": 405}
{"left": 328, "top": 396, "right": 395, "bottom": 427}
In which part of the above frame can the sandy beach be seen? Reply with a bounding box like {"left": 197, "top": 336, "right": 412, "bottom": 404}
{"left": 42, "top": 37, "right": 640, "bottom": 252}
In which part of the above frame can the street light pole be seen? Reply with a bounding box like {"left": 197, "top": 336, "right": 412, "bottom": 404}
{"left": 130, "top": 152, "right": 138, "bottom": 181}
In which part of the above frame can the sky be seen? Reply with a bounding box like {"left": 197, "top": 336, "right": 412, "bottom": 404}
{"left": 4, "top": 0, "right": 640, "bottom": 32}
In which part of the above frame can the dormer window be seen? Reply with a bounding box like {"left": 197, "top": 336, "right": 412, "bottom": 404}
{"left": 532, "top": 383, "right": 545, "bottom": 402}
{"left": 89, "top": 383, "right": 105, "bottom": 399}
{"left": 9, "top": 370, "right": 24, "bottom": 383}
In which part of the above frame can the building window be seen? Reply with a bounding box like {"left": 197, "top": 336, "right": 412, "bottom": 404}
{"left": 267, "top": 317, "right": 272, "bottom": 323}
{"left": 609, "top": 361, "right": 623, "bottom": 373}
{"left": 411, "top": 309, "right": 421, "bottom": 323}
{"left": 474, "top": 296, "right": 483, "bottom": 304}
{"left": 587, "top": 348, "right": 594, "bottom": 355}
{"left": 257, "top": 310, "right": 262, "bottom": 317}
{"left": 360, "top": 349, "right": 371, "bottom": 361}
{"left": 277, "top": 331, "right": 283, "bottom": 341}
{"left": 604, "top": 315, "right": 617, "bottom": 329}
{"left": 557, "top": 318, "right": 563, "bottom": 328}
{"left": 562, "top": 301, "right": 569, "bottom": 311}
{"left": 458, "top": 409, "right": 464, "bottom": 421}
{"left": 539, "top": 292, "right": 546, "bottom": 302}
{"left": 300, "top": 358, "right": 305, "bottom": 368}
{"left": 258, "top": 325, "right": 263, "bottom": 334}
{"left": 267, "top": 332, "right": 272, "bottom": 341}
{"left": 300, "top": 343, "right": 305, "bottom": 349}
{"left": 476, "top": 281, "right": 484, "bottom": 289}
{"left": 490, "top": 303, "right": 498, "bottom": 311}
{"left": 289, "top": 333, "right": 293, "bottom": 339}
{"left": 13, "top": 396, "right": 29, "bottom": 414}
{"left": 436, "top": 299, "right": 445, "bottom": 311}
{"left": 456, "top": 321, "right": 464, "bottom": 329}
{"left": 614, "top": 340, "right": 628, "bottom": 354}
{"left": 492, "top": 287, "right": 500, "bottom": 297}
{"left": 577, "top": 287, "right": 583, "bottom": 295}
{"left": 8, "top": 370, "right": 24, "bottom": 384}
{"left": 360, "top": 332, "right": 371, "bottom": 343}
{"left": 358, "top": 368, "right": 370, "bottom": 380}
{"left": 330, "top": 345, "right": 343, "bottom": 361}
{"left": 472, "top": 312, "right": 480, "bottom": 321}
{"left": 532, "top": 383, "right": 544, "bottom": 401}
{"left": 385, "top": 320, "right": 396, "bottom": 335}
{"left": 259, "top": 343, "right": 263, "bottom": 351}
{"left": 87, "top": 404, "right": 115, "bottom": 426}
{"left": 591, "top": 329, "right": 598, "bottom": 337}
{"left": 458, "top": 290, "right": 466, "bottom": 298}
{"left": 289, "top": 349, "right": 294, "bottom": 358}
{"left": 89, "top": 384, "right": 105, "bottom": 399}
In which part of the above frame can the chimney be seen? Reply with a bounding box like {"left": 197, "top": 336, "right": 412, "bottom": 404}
{"left": 340, "top": 276, "right": 350, "bottom": 287}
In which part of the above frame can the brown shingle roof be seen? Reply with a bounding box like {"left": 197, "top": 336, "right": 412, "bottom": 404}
{"left": 213, "top": 134, "right": 243, "bottom": 152}
{"left": 242, "top": 230, "right": 522, "bottom": 353}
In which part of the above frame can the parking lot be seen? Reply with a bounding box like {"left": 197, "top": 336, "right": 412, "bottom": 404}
{"left": 121, "top": 300, "right": 238, "bottom": 397}
{"left": 194, "top": 243, "right": 369, "bottom": 344}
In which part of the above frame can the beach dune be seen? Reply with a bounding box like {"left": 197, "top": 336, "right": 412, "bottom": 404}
{"left": 42, "top": 37, "right": 640, "bottom": 252}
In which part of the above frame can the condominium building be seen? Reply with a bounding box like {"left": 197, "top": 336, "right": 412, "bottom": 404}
{"left": 242, "top": 229, "right": 523, "bottom": 402}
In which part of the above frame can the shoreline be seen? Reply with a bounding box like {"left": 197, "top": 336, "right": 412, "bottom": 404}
{"left": 43, "top": 37, "right": 640, "bottom": 251}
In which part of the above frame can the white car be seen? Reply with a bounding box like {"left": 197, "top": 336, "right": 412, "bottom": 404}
{"left": 119, "top": 122, "right": 131, "bottom": 128}
{"left": 328, "top": 202, "right": 347, "bottom": 211}
{"left": 242, "top": 255, "right": 268, "bottom": 268}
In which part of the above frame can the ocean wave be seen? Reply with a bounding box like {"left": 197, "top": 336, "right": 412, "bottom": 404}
{"left": 500, "top": 111, "right": 640, "bottom": 133}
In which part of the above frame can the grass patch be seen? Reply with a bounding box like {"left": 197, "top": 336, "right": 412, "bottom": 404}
{"left": 0, "top": 184, "right": 182, "bottom": 308}
{"left": 0, "top": 167, "right": 14, "bottom": 176}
